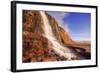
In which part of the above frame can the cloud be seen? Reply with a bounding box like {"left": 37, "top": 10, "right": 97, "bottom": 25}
{"left": 47, "top": 11, "right": 70, "bottom": 32}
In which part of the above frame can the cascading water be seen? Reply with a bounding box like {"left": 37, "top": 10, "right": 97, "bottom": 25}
{"left": 40, "top": 11, "right": 77, "bottom": 60}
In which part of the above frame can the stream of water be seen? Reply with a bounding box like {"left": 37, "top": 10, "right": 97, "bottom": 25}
{"left": 40, "top": 11, "right": 77, "bottom": 60}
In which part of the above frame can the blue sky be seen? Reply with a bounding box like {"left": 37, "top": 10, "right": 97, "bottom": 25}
{"left": 47, "top": 11, "right": 91, "bottom": 41}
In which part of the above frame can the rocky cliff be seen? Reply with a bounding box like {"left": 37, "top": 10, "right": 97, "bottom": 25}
{"left": 46, "top": 12, "right": 74, "bottom": 45}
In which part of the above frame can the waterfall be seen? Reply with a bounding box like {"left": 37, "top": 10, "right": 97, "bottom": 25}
{"left": 40, "top": 11, "right": 77, "bottom": 60}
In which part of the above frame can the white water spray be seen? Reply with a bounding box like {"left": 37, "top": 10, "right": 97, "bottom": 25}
{"left": 40, "top": 11, "right": 76, "bottom": 60}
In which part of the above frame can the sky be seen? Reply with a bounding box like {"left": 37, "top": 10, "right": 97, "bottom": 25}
{"left": 47, "top": 11, "right": 91, "bottom": 41}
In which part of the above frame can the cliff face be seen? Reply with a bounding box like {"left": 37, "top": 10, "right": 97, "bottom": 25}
{"left": 23, "top": 10, "right": 74, "bottom": 49}
{"left": 46, "top": 13, "right": 74, "bottom": 45}
{"left": 22, "top": 10, "right": 90, "bottom": 62}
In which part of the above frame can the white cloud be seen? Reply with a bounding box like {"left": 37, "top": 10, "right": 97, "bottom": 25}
{"left": 47, "top": 11, "right": 70, "bottom": 32}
